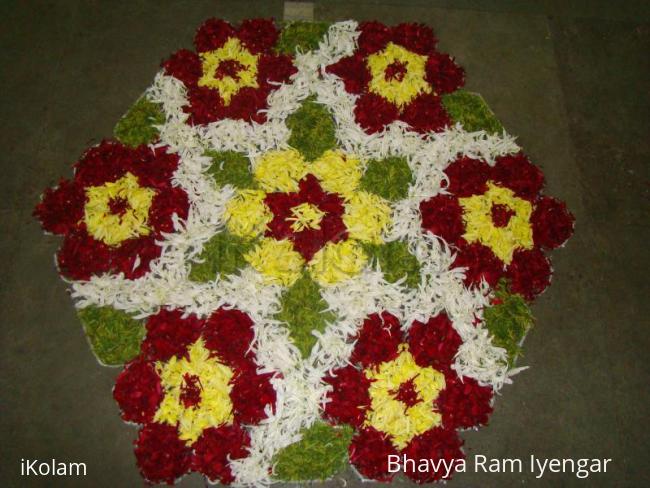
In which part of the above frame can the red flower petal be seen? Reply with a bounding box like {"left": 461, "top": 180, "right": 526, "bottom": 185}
{"left": 453, "top": 242, "right": 504, "bottom": 287}
{"left": 223, "top": 86, "right": 269, "bottom": 124}
{"left": 141, "top": 308, "right": 203, "bottom": 362}
{"left": 128, "top": 146, "right": 180, "bottom": 190}
{"left": 74, "top": 140, "right": 133, "bottom": 186}
{"left": 113, "top": 359, "right": 163, "bottom": 424}
{"left": 257, "top": 53, "right": 296, "bottom": 85}
{"left": 444, "top": 156, "right": 491, "bottom": 197}
{"left": 237, "top": 18, "right": 278, "bottom": 54}
{"left": 408, "top": 313, "right": 462, "bottom": 372}
{"left": 419, "top": 194, "right": 464, "bottom": 245}
{"left": 111, "top": 235, "right": 162, "bottom": 279}
{"left": 323, "top": 365, "right": 372, "bottom": 427}
{"left": 162, "top": 49, "right": 202, "bottom": 87}
{"left": 134, "top": 423, "right": 191, "bottom": 484}
{"left": 203, "top": 308, "right": 255, "bottom": 369}
{"left": 148, "top": 187, "right": 189, "bottom": 235}
{"left": 56, "top": 227, "right": 112, "bottom": 280}
{"left": 192, "top": 424, "right": 251, "bottom": 484}
{"left": 194, "top": 18, "right": 236, "bottom": 53}
{"left": 531, "top": 196, "right": 575, "bottom": 249}
{"left": 492, "top": 153, "right": 545, "bottom": 201}
{"left": 399, "top": 93, "right": 451, "bottom": 133}
{"left": 325, "top": 54, "right": 371, "bottom": 94}
{"left": 354, "top": 93, "right": 400, "bottom": 134}
{"left": 505, "top": 248, "right": 552, "bottom": 300}
{"left": 402, "top": 427, "right": 464, "bottom": 483}
{"left": 426, "top": 53, "right": 465, "bottom": 94}
{"left": 230, "top": 367, "right": 276, "bottom": 425}
{"left": 34, "top": 179, "right": 86, "bottom": 235}
{"left": 357, "top": 21, "right": 392, "bottom": 55}
{"left": 437, "top": 374, "right": 493, "bottom": 430}
{"left": 351, "top": 311, "right": 403, "bottom": 368}
{"left": 392, "top": 23, "right": 437, "bottom": 55}
{"left": 349, "top": 427, "right": 397, "bottom": 481}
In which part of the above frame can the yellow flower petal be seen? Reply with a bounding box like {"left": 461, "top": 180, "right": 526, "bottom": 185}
{"left": 224, "top": 189, "right": 272, "bottom": 238}
{"left": 288, "top": 202, "right": 325, "bottom": 232}
{"left": 343, "top": 191, "right": 392, "bottom": 244}
{"left": 308, "top": 240, "right": 367, "bottom": 286}
{"left": 309, "top": 150, "right": 362, "bottom": 198}
{"left": 254, "top": 149, "right": 307, "bottom": 192}
{"left": 244, "top": 238, "right": 304, "bottom": 286}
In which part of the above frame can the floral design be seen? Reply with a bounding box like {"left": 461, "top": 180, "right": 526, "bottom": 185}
{"left": 326, "top": 21, "right": 464, "bottom": 134}
{"left": 113, "top": 308, "right": 276, "bottom": 484}
{"left": 323, "top": 311, "right": 493, "bottom": 482}
{"left": 33, "top": 140, "right": 189, "bottom": 280}
{"left": 224, "top": 149, "right": 392, "bottom": 286}
{"left": 420, "top": 153, "right": 575, "bottom": 300}
{"left": 162, "top": 18, "right": 296, "bottom": 125}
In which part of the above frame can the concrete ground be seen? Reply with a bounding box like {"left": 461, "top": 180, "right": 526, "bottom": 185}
{"left": 1, "top": 1, "right": 648, "bottom": 486}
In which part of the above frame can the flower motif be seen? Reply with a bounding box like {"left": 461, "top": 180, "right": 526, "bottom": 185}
{"left": 162, "top": 18, "right": 296, "bottom": 125}
{"left": 420, "top": 154, "right": 575, "bottom": 300}
{"left": 326, "top": 21, "right": 464, "bottom": 134}
{"left": 113, "top": 308, "right": 276, "bottom": 484}
{"left": 224, "top": 149, "right": 392, "bottom": 287}
{"left": 323, "top": 311, "right": 493, "bottom": 483}
{"left": 33, "top": 140, "right": 189, "bottom": 280}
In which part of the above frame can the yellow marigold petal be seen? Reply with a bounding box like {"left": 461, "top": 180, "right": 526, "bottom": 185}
{"left": 367, "top": 42, "right": 431, "bottom": 109}
{"left": 84, "top": 172, "right": 156, "bottom": 246}
{"left": 244, "top": 238, "right": 304, "bottom": 286}
{"left": 288, "top": 202, "right": 325, "bottom": 232}
{"left": 224, "top": 189, "right": 272, "bottom": 238}
{"left": 198, "top": 38, "right": 259, "bottom": 106}
{"left": 154, "top": 339, "right": 234, "bottom": 445}
{"left": 342, "top": 191, "right": 392, "bottom": 244}
{"left": 309, "top": 150, "right": 362, "bottom": 198}
{"left": 459, "top": 182, "right": 533, "bottom": 263}
{"left": 254, "top": 149, "right": 307, "bottom": 192}
{"left": 308, "top": 240, "right": 367, "bottom": 286}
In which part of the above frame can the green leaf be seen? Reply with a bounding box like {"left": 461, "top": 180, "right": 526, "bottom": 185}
{"left": 205, "top": 151, "right": 255, "bottom": 189}
{"left": 189, "top": 231, "right": 254, "bottom": 282}
{"left": 360, "top": 156, "right": 413, "bottom": 201}
{"left": 273, "top": 422, "right": 353, "bottom": 481}
{"left": 77, "top": 306, "right": 145, "bottom": 366}
{"left": 484, "top": 280, "right": 534, "bottom": 363}
{"left": 113, "top": 96, "right": 165, "bottom": 147}
{"left": 277, "top": 21, "right": 331, "bottom": 55}
{"left": 275, "top": 273, "right": 335, "bottom": 358}
{"left": 442, "top": 90, "right": 504, "bottom": 134}
{"left": 287, "top": 96, "right": 337, "bottom": 161}
{"left": 364, "top": 240, "right": 422, "bottom": 289}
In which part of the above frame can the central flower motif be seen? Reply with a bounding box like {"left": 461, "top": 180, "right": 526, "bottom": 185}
{"left": 364, "top": 345, "right": 445, "bottom": 449}
{"left": 367, "top": 42, "right": 431, "bottom": 109}
{"left": 224, "top": 149, "right": 392, "bottom": 286}
{"left": 154, "top": 339, "right": 235, "bottom": 444}
{"left": 197, "top": 38, "right": 259, "bottom": 105}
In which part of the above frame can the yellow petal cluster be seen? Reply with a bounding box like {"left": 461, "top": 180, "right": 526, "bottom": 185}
{"left": 198, "top": 37, "right": 259, "bottom": 105}
{"left": 154, "top": 339, "right": 234, "bottom": 445}
{"left": 244, "top": 238, "right": 305, "bottom": 286}
{"left": 288, "top": 202, "right": 325, "bottom": 232}
{"left": 224, "top": 189, "right": 272, "bottom": 238}
{"left": 364, "top": 345, "right": 445, "bottom": 449}
{"left": 309, "top": 150, "right": 362, "bottom": 199}
{"left": 254, "top": 149, "right": 307, "bottom": 192}
{"left": 343, "top": 191, "right": 392, "bottom": 244}
{"left": 459, "top": 182, "right": 533, "bottom": 263}
{"left": 308, "top": 240, "right": 367, "bottom": 286}
{"left": 83, "top": 172, "right": 155, "bottom": 246}
{"left": 366, "top": 42, "right": 431, "bottom": 109}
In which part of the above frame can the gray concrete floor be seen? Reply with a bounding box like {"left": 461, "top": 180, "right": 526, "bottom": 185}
{"left": 1, "top": 1, "right": 648, "bottom": 487}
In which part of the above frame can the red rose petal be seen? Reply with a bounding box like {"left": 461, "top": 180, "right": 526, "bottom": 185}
{"left": 113, "top": 359, "right": 163, "bottom": 424}
{"left": 419, "top": 194, "right": 465, "bottom": 245}
{"left": 531, "top": 196, "right": 575, "bottom": 249}
{"left": 506, "top": 248, "right": 552, "bottom": 300}
{"left": 134, "top": 423, "right": 191, "bottom": 484}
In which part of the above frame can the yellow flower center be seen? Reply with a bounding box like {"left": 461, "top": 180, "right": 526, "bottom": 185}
{"left": 83, "top": 172, "right": 155, "bottom": 246}
{"left": 366, "top": 42, "right": 431, "bottom": 109}
{"left": 288, "top": 202, "right": 325, "bottom": 232}
{"left": 198, "top": 37, "right": 259, "bottom": 105}
{"left": 364, "top": 346, "right": 445, "bottom": 449}
{"left": 459, "top": 181, "right": 534, "bottom": 263}
{"left": 154, "top": 339, "right": 234, "bottom": 445}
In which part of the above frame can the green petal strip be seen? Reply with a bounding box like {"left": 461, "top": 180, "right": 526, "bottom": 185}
{"left": 277, "top": 21, "right": 331, "bottom": 55}
{"left": 77, "top": 306, "right": 145, "bottom": 366}
{"left": 364, "top": 240, "right": 422, "bottom": 289}
{"left": 205, "top": 150, "right": 255, "bottom": 189}
{"left": 189, "top": 231, "right": 254, "bottom": 282}
{"left": 360, "top": 156, "right": 413, "bottom": 201}
{"left": 113, "top": 96, "right": 165, "bottom": 147}
{"left": 287, "top": 96, "right": 337, "bottom": 161}
{"left": 442, "top": 90, "right": 504, "bottom": 134}
{"left": 273, "top": 422, "right": 353, "bottom": 481}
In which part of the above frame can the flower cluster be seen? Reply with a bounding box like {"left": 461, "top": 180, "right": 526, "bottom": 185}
{"left": 113, "top": 307, "right": 275, "bottom": 484}
{"left": 224, "top": 149, "right": 392, "bottom": 286}
{"left": 163, "top": 18, "right": 296, "bottom": 125}
{"left": 323, "top": 312, "right": 493, "bottom": 482}
{"left": 326, "top": 21, "right": 464, "bottom": 134}
{"left": 420, "top": 153, "right": 574, "bottom": 300}
{"left": 33, "top": 140, "right": 189, "bottom": 280}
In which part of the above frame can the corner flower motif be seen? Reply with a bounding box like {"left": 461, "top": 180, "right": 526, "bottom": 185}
{"left": 162, "top": 18, "right": 296, "bottom": 125}
{"left": 420, "top": 154, "right": 575, "bottom": 300}
{"left": 326, "top": 21, "right": 464, "bottom": 134}
{"left": 323, "top": 311, "right": 493, "bottom": 483}
{"left": 223, "top": 149, "right": 392, "bottom": 287}
{"left": 113, "top": 308, "right": 276, "bottom": 484}
{"left": 33, "top": 140, "right": 189, "bottom": 280}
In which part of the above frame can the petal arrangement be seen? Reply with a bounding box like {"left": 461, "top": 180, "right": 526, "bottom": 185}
{"left": 33, "top": 19, "right": 573, "bottom": 486}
